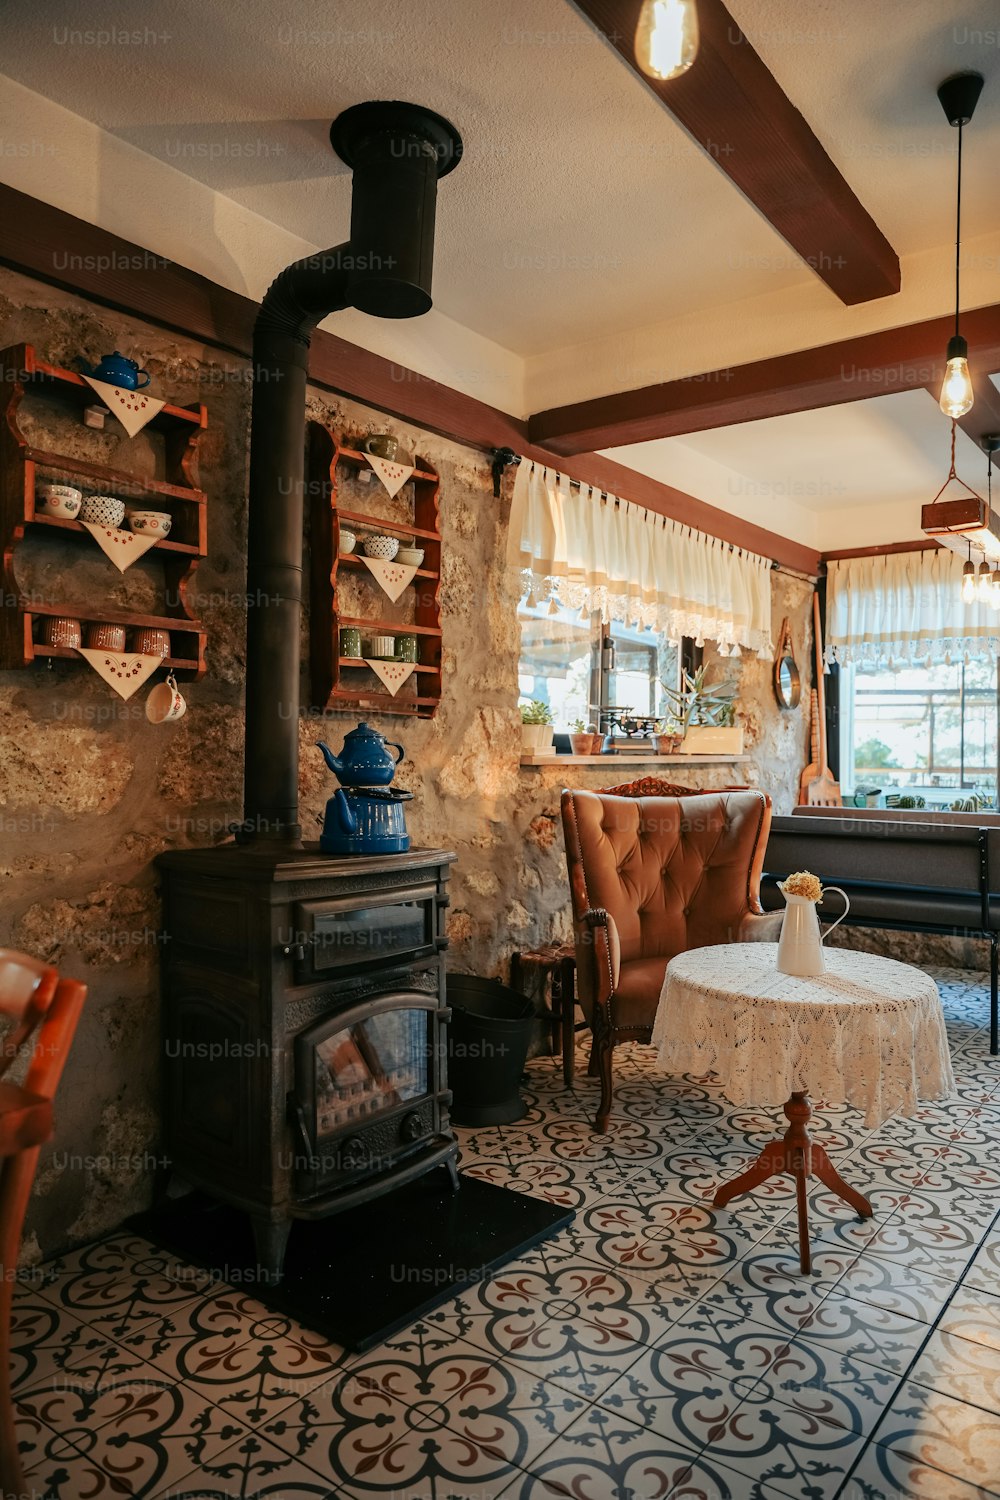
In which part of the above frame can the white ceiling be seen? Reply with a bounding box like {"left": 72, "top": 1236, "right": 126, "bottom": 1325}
{"left": 2, "top": 0, "right": 999, "bottom": 358}
{"left": 2, "top": 0, "right": 1000, "bottom": 551}
{"left": 605, "top": 382, "right": 1000, "bottom": 553}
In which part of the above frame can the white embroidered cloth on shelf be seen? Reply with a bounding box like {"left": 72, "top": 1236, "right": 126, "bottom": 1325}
{"left": 506, "top": 460, "right": 772, "bottom": 656}
{"left": 81, "top": 376, "right": 166, "bottom": 438}
{"left": 80, "top": 521, "right": 159, "bottom": 573}
{"left": 360, "top": 555, "right": 418, "bottom": 602}
{"left": 365, "top": 659, "right": 415, "bottom": 695}
{"left": 76, "top": 649, "right": 161, "bottom": 700}
{"left": 366, "top": 454, "right": 414, "bottom": 498}
{"left": 652, "top": 944, "right": 954, "bottom": 1129}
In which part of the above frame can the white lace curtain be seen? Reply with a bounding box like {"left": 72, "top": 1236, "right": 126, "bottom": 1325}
{"left": 827, "top": 548, "right": 1000, "bottom": 665}
{"left": 506, "top": 461, "right": 773, "bottom": 657}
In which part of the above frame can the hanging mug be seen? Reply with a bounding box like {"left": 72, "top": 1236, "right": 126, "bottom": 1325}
{"left": 146, "top": 672, "right": 186, "bottom": 723}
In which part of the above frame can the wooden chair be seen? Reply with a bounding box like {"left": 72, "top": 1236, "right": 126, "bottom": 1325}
{"left": 510, "top": 780, "right": 711, "bottom": 1087}
{"left": 562, "top": 788, "right": 774, "bottom": 1131}
{"left": 0, "top": 949, "right": 85, "bottom": 1500}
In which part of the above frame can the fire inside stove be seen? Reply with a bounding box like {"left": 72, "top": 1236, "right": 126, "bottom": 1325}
{"left": 314, "top": 1011, "right": 426, "bottom": 1136}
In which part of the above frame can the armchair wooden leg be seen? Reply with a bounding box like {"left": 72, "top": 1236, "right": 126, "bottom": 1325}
{"left": 1, "top": 1148, "right": 40, "bottom": 1500}
{"left": 591, "top": 1007, "right": 615, "bottom": 1133}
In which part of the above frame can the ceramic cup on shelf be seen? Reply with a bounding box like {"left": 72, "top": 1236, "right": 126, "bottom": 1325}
{"left": 145, "top": 672, "right": 187, "bottom": 724}
{"left": 133, "top": 627, "right": 171, "bottom": 658}
{"left": 80, "top": 494, "right": 126, "bottom": 527}
{"left": 36, "top": 483, "right": 82, "bottom": 519}
{"left": 128, "top": 510, "right": 172, "bottom": 539}
{"left": 395, "top": 634, "right": 418, "bottom": 663}
{"left": 42, "top": 616, "right": 82, "bottom": 649}
{"left": 395, "top": 546, "right": 424, "bottom": 568}
{"left": 362, "top": 434, "right": 399, "bottom": 460}
{"left": 339, "top": 627, "right": 362, "bottom": 658}
{"left": 339, "top": 528, "right": 357, "bottom": 555}
{"left": 368, "top": 634, "right": 396, "bottom": 659}
{"left": 363, "top": 533, "right": 400, "bottom": 561}
{"left": 86, "top": 622, "right": 127, "bottom": 652}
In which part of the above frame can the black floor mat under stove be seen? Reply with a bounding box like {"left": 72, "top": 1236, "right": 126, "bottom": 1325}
{"left": 130, "top": 1169, "right": 573, "bottom": 1352}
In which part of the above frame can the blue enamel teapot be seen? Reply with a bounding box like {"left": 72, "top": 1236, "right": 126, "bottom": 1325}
{"left": 317, "top": 722, "right": 404, "bottom": 786}
{"left": 317, "top": 724, "right": 411, "bottom": 856}
{"left": 76, "top": 351, "right": 151, "bottom": 390}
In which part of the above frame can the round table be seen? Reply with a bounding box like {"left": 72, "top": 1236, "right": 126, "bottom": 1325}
{"left": 652, "top": 943, "right": 955, "bottom": 1271}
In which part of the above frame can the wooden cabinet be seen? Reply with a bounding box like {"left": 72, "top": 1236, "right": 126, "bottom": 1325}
{"left": 0, "top": 343, "right": 207, "bottom": 678}
{"left": 307, "top": 421, "right": 442, "bottom": 718}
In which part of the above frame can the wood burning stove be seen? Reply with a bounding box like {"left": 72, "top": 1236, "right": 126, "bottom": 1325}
{"left": 157, "top": 844, "right": 458, "bottom": 1280}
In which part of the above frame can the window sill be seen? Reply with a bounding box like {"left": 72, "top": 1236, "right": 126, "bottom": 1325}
{"left": 519, "top": 753, "right": 752, "bottom": 768}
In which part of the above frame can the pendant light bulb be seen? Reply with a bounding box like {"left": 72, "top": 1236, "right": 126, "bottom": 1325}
{"left": 635, "top": 0, "right": 699, "bottom": 81}
{"left": 977, "top": 558, "right": 992, "bottom": 601}
{"left": 939, "top": 335, "right": 974, "bottom": 418}
{"left": 962, "top": 557, "right": 977, "bottom": 604}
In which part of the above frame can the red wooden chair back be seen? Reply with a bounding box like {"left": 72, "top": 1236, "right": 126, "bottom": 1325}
{"left": 0, "top": 948, "right": 86, "bottom": 1499}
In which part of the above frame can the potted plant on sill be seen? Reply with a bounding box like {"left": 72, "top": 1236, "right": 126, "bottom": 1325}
{"left": 520, "top": 699, "right": 555, "bottom": 755}
{"left": 661, "top": 667, "right": 745, "bottom": 756}
{"left": 569, "top": 718, "right": 600, "bottom": 755}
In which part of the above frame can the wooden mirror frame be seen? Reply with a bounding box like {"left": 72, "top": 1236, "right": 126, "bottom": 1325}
{"left": 773, "top": 617, "right": 801, "bottom": 710}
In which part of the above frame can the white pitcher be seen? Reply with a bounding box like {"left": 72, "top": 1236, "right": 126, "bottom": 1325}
{"left": 776, "top": 887, "right": 850, "bottom": 977}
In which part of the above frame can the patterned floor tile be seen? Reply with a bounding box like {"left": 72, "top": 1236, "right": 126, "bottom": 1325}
{"left": 964, "top": 1226, "right": 1000, "bottom": 1297}
{"left": 844, "top": 1438, "right": 1000, "bottom": 1499}
{"left": 31, "top": 1234, "right": 210, "bottom": 1340}
{"left": 119, "top": 1289, "right": 347, "bottom": 1427}
{"left": 9, "top": 1297, "right": 127, "bottom": 1397}
{"left": 151, "top": 1430, "right": 353, "bottom": 1497}
{"left": 908, "top": 1330, "right": 1000, "bottom": 1414}
{"left": 873, "top": 1380, "right": 1000, "bottom": 1494}
{"left": 793, "top": 1292, "right": 932, "bottom": 1373}
{"left": 939, "top": 1287, "right": 1000, "bottom": 1356}
{"left": 261, "top": 1328, "right": 586, "bottom": 1492}
{"left": 831, "top": 1251, "right": 957, "bottom": 1326}
{"left": 502, "top": 1402, "right": 708, "bottom": 1500}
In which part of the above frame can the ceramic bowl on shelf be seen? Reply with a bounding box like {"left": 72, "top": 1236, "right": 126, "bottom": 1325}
{"left": 128, "top": 509, "right": 172, "bottom": 539}
{"left": 36, "top": 483, "right": 82, "bottom": 519}
{"left": 362, "top": 434, "right": 399, "bottom": 460}
{"left": 395, "top": 546, "right": 424, "bottom": 568}
{"left": 86, "top": 622, "right": 127, "bottom": 652}
{"left": 80, "top": 494, "right": 126, "bottom": 527}
{"left": 42, "top": 616, "right": 82, "bottom": 649}
{"left": 339, "top": 528, "right": 357, "bottom": 555}
{"left": 363, "top": 533, "right": 400, "bottom": 561}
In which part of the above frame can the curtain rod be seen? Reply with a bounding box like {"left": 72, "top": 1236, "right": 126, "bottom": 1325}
{"left": 492, "top": 447, "right": 788, "bottom": 571}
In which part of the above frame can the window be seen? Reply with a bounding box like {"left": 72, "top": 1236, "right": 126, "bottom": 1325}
{"left": 838, "top": 659, "right": 999, "bottom": 805}
{"left": 517, "top": 599, "right": 681, "bottom": 732}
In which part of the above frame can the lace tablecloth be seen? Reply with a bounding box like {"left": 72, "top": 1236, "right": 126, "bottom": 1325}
{"left": 652, "top": 944, "right": 955, "bottom": 1128}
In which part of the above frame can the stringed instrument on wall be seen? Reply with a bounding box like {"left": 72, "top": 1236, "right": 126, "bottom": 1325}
{"left": 799, "top": 593, "right": 841, "bottom": 807}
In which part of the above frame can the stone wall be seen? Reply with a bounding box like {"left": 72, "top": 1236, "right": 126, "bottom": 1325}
{"left": 0, "top": 262, "right": 816, "bottom": 1258}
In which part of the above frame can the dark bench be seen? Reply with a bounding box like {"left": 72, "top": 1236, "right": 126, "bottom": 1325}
{"left": 762, "top": 807, "right": 1000, "bottom": 1054}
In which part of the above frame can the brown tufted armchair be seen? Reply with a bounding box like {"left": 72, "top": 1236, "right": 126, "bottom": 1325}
{"left": 561, "top": 787, "right": 776, "bottom": 1132}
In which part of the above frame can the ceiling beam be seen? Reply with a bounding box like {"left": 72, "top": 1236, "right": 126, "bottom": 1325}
{"left": 0, "top": 181, "right": 819, "bottom": 575}
{"left": 529, "top": 302, "right": 1000, "bottom": 454}
{"left": 571, "top": 0, "right": 900, "bottom": 306}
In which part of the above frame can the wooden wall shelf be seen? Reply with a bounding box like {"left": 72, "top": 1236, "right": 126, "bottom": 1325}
{"left": 0, "top": 342, "right": 208, "bottom": 680}
{"left": 307, "top": 422, "right": 442, "bottom": 718}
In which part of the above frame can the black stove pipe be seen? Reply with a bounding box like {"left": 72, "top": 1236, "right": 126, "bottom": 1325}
{"left": 240, "top": 102, "right": 461, "bottom": 846}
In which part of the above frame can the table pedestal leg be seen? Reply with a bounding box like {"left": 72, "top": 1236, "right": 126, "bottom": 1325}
{"left": 712, "top": 1091, "right": 873, "bottom": 1273}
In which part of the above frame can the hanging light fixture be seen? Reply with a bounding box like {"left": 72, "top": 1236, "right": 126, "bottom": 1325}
{"left": 978, "top": 557, "right": 993, "bottom": 602}
{"left": 962, "top": 541, "right": 977, "bottom": 605}
{"left": 635, "top": 0, "right": 699, "bottom": 81}
{"left": 936, "top": 72, "right": 985, "bottom": 419}
{"left": 923, "top": 419, "right": 997, "bottom": 564}
{"left": 986, "top": 437, "right": 1000, "bottom": 609}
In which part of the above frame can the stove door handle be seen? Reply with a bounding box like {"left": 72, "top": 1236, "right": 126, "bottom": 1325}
{"left": 280, "top": 942, "right": 306, "bottom": 962}
{"left": 288, "top": 1092, "right": 315, "bottom": 1159}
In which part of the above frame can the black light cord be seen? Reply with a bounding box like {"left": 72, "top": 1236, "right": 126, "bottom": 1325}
{"left": 955, "top": 119, "right": 964, "bottom": 338}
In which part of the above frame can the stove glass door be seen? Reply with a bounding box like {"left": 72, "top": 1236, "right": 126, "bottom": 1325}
{"left": 313, "top": 1007, "right": 427, "bottom": 1140}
